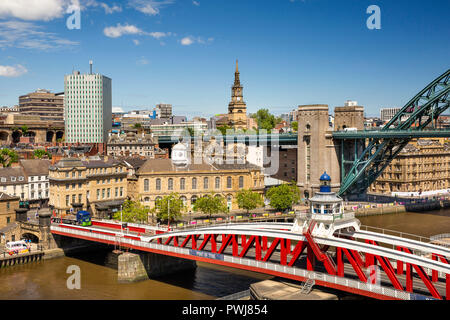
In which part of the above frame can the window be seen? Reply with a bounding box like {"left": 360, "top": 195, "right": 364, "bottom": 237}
{"left": 180, "top": 196, "right": 187, "bottom": 207}
{"left": 107, "top": 188, "right": 110, "bottom": 198}
{"left": 191, "top": 195, "right": 198, "bottom": 205}
{"left": 239, "top": 176, "right": 244, "bottom": 188}
{"left": 144, "top": 179, "right": 149, "bottom": 192}
{"left": 120, "top": 187, "right": 123, "bottom": 197}
{"left": 72, "top": 172, "right": 75, "bottom": 178}
{"left": 102, "top": 188, "right": 105, "bottom": 199}
{"left": 144, "top": 197, "right": 150, "bottom": 202}
{"left": 156, "top": 178, "right": 161, "bottom": 191}
{"left": 72, "top": 194, "right": 76, "bottom": 204}
{"left": 115, "top": 187, "right": 118, "bottom": 197}
{"left": 227, "top": 176, "right": 232, "bottom": 188}
{"left": 97, "top": 189, "right": 100, "bottom": 199}
{"left": 65, "top": 172, "right": 69, "bottom": 178}
{"left": 6, "top": 202, "right": 10, "bottom": 210}
{"left": 192, "top": 178, "right": 197, "bottom": 189}
{"left": 180, "top": 178, "right": 185, "bottom": 190}
{"left": 78, "top": 194, "right": 82, "bottom": 203}
{"left": 168, "top": 178, "right": 173, "bottom": 191}
{"left": 215, "top": 177, "right": 220, "bottom": 189}
{"left": 203, "top": 177, "right": 209, "bottom": 189}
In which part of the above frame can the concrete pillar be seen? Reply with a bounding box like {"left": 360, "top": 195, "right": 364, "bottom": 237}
{"left": 117, "top": 251, "right": 197, "bottom": 282}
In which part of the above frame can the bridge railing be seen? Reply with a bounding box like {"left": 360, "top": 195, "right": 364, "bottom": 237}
{"left": 359, "top": 225, "right": 431, "bottom": 244}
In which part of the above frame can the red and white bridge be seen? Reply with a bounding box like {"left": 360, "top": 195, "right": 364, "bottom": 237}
{"left": 50, "top": 214, "right": 450, "bottom": 300}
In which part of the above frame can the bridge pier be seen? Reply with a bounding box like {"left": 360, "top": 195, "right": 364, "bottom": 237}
{"left": 116, "top": 251, "right": 197, "bottom": 283}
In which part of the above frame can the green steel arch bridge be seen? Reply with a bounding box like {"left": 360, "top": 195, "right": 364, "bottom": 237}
{"left": 335, "top": 69, "right": 450, "bottom": 196}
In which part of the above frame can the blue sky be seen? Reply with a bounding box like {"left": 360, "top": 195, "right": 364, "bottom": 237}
{"left": 0, "top": 0, "right": 449, "bottom": 118}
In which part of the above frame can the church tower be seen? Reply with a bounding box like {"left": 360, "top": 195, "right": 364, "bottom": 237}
{"left": 228, "top": 60, "right": 248, "bottom": 130}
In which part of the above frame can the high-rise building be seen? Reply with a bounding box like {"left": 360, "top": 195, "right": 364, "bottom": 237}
{"left": 19, "top": 89, "right": 64, "bottom": 122}
{"left": 380, "top": 108, "right": 402, "bottom": 122}
{"left": 227, "top": 60, "right": 248, "bottom": 130}
{"left": 156, "top": 104, "right": 172, "bottom": 119}
{"left": 64, "top": 66, "right": 112, "bottom": 143}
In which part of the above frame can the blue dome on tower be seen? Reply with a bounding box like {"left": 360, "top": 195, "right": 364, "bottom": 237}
{"left": 319, "top": 171, "right": 331, "bottom": 192}
{"left": 320, "top": 172, "right": 331, "bottom": 182}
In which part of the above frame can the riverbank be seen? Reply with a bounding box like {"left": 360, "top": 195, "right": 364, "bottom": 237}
{"left": 349, "top": 199, "right": 450, "bottom": 217}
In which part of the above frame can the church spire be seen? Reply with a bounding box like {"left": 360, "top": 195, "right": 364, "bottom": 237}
{"left": 236, "top": 59, "right": 239, "bottom": 73}
{"left": 234, "top": 59, "right": 240, "bottom": 86}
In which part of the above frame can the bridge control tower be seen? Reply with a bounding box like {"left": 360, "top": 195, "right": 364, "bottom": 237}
{"left": 292, "top": 172, "right": 360, "bottom": 237}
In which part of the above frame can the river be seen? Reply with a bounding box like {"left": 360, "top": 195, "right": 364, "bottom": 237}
{"left": 0, "top": 208, "right": 449, "bottom": 300}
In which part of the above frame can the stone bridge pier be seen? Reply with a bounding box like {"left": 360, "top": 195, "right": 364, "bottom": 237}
{"left": 107, "top": 250, "right": 197, "bottom": 282}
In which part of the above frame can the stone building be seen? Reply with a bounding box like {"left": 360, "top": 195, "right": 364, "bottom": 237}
{"left": 134, "top": 142, "right": 264, "bottom": 211}
{"left": 369, "top": 138, "right": 450, "bottom": 197}
{"left": 107, "top": 131, "right": 158, "bottom": 157}
{"left": 226, "top": 60, "right": 248, "bottom": 130}
{"left": 296, "top": 104, "right": 341, "bottom": 199}
{"left": 0, "top": 192, "right": 20, "bottom": 228}
{"left": 20, "top": 159, "right": 51, "bottom": 207}
{"left": 49, "top": 157, "right": 128, "bottom": 218}
{"left": 0, "top": 167, "right": 28, "bottom": 201}
{"left": 19, "top": 89, "right": 64, "bottom": 122}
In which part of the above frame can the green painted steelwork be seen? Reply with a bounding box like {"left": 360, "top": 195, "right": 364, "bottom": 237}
{"left": 338, "top": 69, "right": 450, "bottom": 196}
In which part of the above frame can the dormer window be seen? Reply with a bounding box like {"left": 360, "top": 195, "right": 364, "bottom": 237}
{"left": 18, "top": 176, "right": 24, "bottom": 181}
{"left": 1, "top": 177, "right": 6, "bottom": 183}
{"left": 11, "top": 177, "right": 16, "bottom": 182}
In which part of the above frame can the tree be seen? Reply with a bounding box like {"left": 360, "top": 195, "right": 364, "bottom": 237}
{"left": 20, "top": 125, "right": 29, "bottom": 136}
{"left": 266, "top": 183, "right": 301, "bottom": 211}
{"left": 252, "top": 109, "right": 282, "bottom": 132}
{"left": 112, "top": 200, "right": 149, "bottom": 224}
{"left": 291, "top": 121, "right": 298, "bottom": 132}
{"left": 193, "top": 193, "right": 228, "bottom": 219}
{"left": 0, "top": 148, "right": 18, "bottom": 167}
{"left": 236, "top": 189, "right": 264, "bottom": 213}
{"left": 154, "top": 193, "right": 184, "bottom": 222}
{"left": 133, "top": 123, "right": 142, "bottom": 129}
{"left": 217, "top": 125, "right": 232, "bottom": 136}
{"left": 34, "top": 149, "right": 51, "bottom": 159}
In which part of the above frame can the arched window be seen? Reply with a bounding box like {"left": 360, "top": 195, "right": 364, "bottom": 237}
{"left": 203, "top": 177, "right": 209, "bottom": 189}
{"left": 156, "top": 178, "right": 161, "bottom": 191}
{"left": 227, "top": 176, "right": 232, "bottom": 189}
{"left": 180, "top": 196, "right": 187, "bottom": 207}
{"left": 180, "top": 178, "right": 185, "bottom": 190}
{"left": 168, "top": 178, "right": 173, "bottom": 191}
{"left": 192, "top": 178, "right": 197, "bottom": 189}
{"left": 144, "top": 179, "right": 149, "bottom": 192}
{"left": 191, "top": 195, "right": 198, "bottom": 206}
{"left": 155, "top": 196, "right": 162, "bottom": 208}
{"left": 239, "top": 176, "right": 244, "bottom": 188}
{"left": 144, "top": 197, "right": 150, "bottom": 202}
{"left": 215, "top": 177, "right": 220, "bottom": 189}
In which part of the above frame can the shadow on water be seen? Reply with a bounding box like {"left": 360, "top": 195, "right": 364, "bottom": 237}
{"left": 154, "top": 262, "right": 272, "bottom": 298}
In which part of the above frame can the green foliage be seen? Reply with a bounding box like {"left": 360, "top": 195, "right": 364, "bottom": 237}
{"left": 0, "top": 148, "right": 18, "bottom": 167}
{"left": 193, "top": 193, "right": 228, "bottom": 218}
{"left": 112, "top": 200, "right": 149, "bottom": 224}
{"left": 253, "top": 109, "right": 282, "bottom": 132}
{"left": 236, "top": 189, "right": 264, "bottom": 213}
{"left": 34, "top": 149, "right": 51, "bottom": 159}
{"left": 153, "top": 193, "right": 185, "bottom": 222}
{"left": 291, "top": 121, "right": 298, "bottom": 132}
{"left": 266, "top": 183, "right": 301, "bottom": 211}
{"left": 133, "top": 123, "right": 142, "bottom": 129}
{"left": 217, "top": 125, "right": 233, "bottom": 136}
{"left": 20, "top": 125, "right": 28, "bottom": 136}
{"left": 186, "top": 127, "right": 195, "bottom": 137}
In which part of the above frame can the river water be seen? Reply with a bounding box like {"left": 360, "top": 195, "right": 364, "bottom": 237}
{"left": 0, "top": 208, "right": 449, "bottom": 300}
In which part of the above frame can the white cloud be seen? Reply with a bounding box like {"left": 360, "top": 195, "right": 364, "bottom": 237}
{"left": 104, "top": 23, "right": 171, "bottom": 40}
{"left": 0, "top": 20, "right": 79, "bottom": 50}
{"left": 0, "top": 64, "right": 28, "bottom": 77}
{"left": 133, "top": 39, "right": 140, "bottom": 45}
{"left": 136, "top": 57, "right": 149, "bottom": 65}
{"left": 104, "top": 24, "right": 144, "bottom": 38}
{"left": 192, "top": 1, "right": 200, "bottom": 6}
{"left": 99, "top": 2, "right": 122, "bottom": 14}
{"left": 0, "top": 0, "right": 68, "bottom": 21}
{"left": 181, "top": 36, "right": 213, "bottom": 46}
{"left": 128, "top": 0, "right": 174, "bottom": 16}
{"left": 181, "top": 36, "right": 194, "bottom": 46}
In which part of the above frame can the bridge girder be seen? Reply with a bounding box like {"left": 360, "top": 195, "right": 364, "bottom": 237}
{"left": 339, "top": 69, "right": 450, "bottom": 196}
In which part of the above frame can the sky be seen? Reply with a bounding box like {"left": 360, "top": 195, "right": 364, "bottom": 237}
{"left": 0, "top": 0, "right": 449, "bottom": 118}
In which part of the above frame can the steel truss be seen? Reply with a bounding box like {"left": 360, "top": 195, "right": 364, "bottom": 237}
{"left": 338, "top": 69, "right": 450, "bottom": 196}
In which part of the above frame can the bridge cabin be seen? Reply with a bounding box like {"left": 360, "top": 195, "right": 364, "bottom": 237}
{"left": 292, "top": 172, "right": 360, "bottom": 237}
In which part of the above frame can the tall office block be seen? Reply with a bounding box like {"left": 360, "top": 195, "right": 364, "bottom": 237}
{"left": 64, "top": 68, "right": 112, "bottom": 143}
